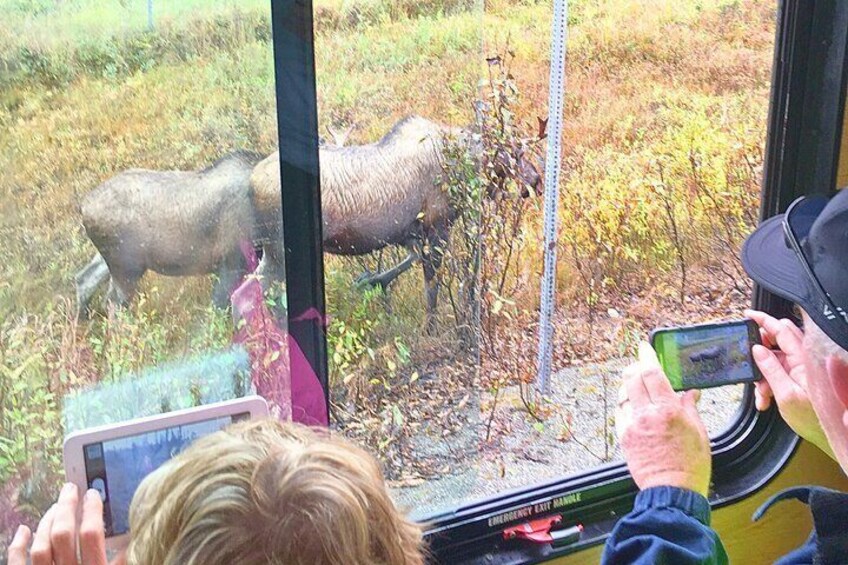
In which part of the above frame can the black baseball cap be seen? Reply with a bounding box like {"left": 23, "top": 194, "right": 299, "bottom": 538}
{"left": 742, "top": 189, "right": 848, "bottom": 351}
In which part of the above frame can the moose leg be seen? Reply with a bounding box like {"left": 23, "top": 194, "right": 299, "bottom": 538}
{"left": 212, "top": 252, "right": 248, "bottom": 309}
{"left": 105, "top": 268, "right": 143, "bottom": 308}
{"left": 257, "top": 242, "right": 287, "bottom": 292}
{"left": 255, "top": 242, "right": 288, "bottom": 319}
{"left": 356, "top": 249, "right": 419, "bottom": 291}
{"left": 75, "top": 253, "right": 111, "bottom": 318}
{"left": 422, "top": 225, "right": 449, "bottom": 334}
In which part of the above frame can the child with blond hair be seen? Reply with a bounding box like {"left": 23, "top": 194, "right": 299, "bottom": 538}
{"left": 9, "top": 419, "right": 424, "bottom": 565}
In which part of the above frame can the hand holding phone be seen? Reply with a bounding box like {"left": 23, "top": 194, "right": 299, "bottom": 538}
{"left": 6, "top": 483, "right": 113, "bottom": 565}
{"left": 63, "top": 396, "right": 268, "bottom": 551}
{"left": 650, "top": 319, "right": 762, "bottom": 391}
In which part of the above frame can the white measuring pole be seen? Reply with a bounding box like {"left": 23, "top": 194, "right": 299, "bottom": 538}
{"left": 536, "top": 0, "right": 568, "bottom": 394}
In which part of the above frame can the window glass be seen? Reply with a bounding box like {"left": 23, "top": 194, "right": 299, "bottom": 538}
{"left": 318, "top": 0, "right": 778, "bottom": 518}
{"left": 0, "top": 0, "right": 301, "bottom": 547}
{"left": 0, "top": 0, "right": 782, "bottom": 548}
{"left": 313, "top": 0, "right": 489, "bottom": 516}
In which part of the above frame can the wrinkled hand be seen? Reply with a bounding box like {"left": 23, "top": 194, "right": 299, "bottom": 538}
{"left": 7, "top": 483, "right": 122, "bottom": 565}
{"left": 616, "top": 342, "right": 712, "bottom": 497}
{"left": 745, "top": 309, "right": 834, "bottom": 459}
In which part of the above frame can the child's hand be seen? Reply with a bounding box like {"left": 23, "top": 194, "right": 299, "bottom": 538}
{"left": 7, "top": 483, "right": 122, "bottom": 565}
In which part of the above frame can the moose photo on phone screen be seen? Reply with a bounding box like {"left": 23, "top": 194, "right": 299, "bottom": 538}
{"left": 650, "top": 319, "right": 762, "bottom": 391}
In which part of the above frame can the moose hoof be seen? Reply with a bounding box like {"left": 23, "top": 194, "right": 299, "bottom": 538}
{"left": 354, "top": 269, "right": 374, "bottom": 286}
{"left": 355, "top": 271, "right": 387, "bottom": 291}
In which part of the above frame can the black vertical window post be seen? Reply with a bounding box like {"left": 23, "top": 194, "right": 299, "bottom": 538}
{"left": 755, "top": 0, "right": 848, "bottom": 317}
{"left": 269, "top": 0, "right": 330, "bottom": 416}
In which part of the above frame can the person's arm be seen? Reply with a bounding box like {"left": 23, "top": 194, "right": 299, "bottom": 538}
{"left": 602, "top": 342, "right": 728, "bottom": 565}
{"left": 603, "top": 487, "right": 727, "bottom": 564}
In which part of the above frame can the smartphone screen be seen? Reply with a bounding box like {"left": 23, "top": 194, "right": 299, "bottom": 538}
{"left": 651, "top": 319, "right": 762, "bottom": 391}
{"left": 82, "top": 412, "right": 250, "bottom": 536}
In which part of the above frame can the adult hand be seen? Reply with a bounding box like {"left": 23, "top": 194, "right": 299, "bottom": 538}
{"left": 7, "top": 483, "right": 121, "bottom": 565}
{"left": 745, "top": 309, "right": 834, "bottom": 459}
{"left": 616, "top": 342, "right": 712, "bottom": 497}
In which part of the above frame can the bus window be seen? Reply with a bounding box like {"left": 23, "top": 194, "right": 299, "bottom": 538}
{"left": 0, "top": 0, "right": 785, "bottom": 553}
{"left": 0, "top": 0, "right": 305, "bottom": 548}
{"left": 316, "top": 0, "right": 779, "bottom": 519}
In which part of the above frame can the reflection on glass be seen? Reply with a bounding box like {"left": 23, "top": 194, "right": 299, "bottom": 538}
{"left": 317, "top": 0, "right": 778, "bottom": 518}
{"left": 0, "top": 0, "right": 303, "bottom": 548}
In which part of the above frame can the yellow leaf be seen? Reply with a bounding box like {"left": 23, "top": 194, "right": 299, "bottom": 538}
{"left": 492, "top": 300, "right": 503, "bottom": 315}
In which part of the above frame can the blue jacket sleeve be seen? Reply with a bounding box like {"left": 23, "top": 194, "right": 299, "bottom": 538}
{"left": 601, "top": 487, "right": 729, "bottom": 565}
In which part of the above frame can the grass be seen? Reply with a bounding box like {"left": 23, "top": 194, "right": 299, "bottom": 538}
{"left": 0, "top": 0, "right": 268, "bottom": 51}
{"left": 0, "top": 0, "right": 777, "bottom": 548}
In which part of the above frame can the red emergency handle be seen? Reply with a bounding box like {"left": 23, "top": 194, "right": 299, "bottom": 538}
{"left": 503, "top": 515, "right": 565, "bottom": 544}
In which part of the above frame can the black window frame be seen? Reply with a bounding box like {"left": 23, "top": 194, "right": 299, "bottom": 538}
{"left": 270, "top": 0, "right": 329, "bottom": 417}
{"left": 268, "top": 0, "right": 848, "bottom": 562}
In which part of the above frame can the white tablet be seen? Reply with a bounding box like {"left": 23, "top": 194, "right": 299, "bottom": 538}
{"left": 63, "top": 395, "right": 268, "bottom": 550}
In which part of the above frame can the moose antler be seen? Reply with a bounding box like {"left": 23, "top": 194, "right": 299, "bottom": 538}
{"left": 326, "top": 124, "right": 354, "bottom": 147}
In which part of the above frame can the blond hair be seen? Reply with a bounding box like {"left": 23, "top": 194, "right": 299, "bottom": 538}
{"left": 125, "top": 419, "right": 424, "bottom": 565}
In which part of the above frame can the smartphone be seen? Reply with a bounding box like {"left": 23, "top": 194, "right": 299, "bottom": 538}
{"left": 650, "top": 319, "right": 762, "bottom": 391}
{"left": 64, "top": 396, "right": 268, "bottom": 550}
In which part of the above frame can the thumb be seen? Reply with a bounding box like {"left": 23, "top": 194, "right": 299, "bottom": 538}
{"left": 825, "top": 355, "right": 848, "bottom": 410}
{"left": 638, "top": 340, "right": 661, "bottom": 368}
{"left": 682, "top": 388, "right": 701, "bottom": 417}
{"left": 752, "top": 344, "right": 789, "bottom": 388}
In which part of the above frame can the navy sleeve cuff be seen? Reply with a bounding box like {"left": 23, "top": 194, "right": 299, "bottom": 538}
{"left": 633, "top": 487, "right": 712, "bottom": 526}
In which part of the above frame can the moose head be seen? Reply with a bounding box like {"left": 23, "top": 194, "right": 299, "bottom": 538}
{"left": 478, "top": 105, "right": 547, "bottom": 200}
{"left": 489, "top": 141, "right": 545, "bottom": 198}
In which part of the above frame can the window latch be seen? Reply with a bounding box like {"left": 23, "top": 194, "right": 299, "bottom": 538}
{"left": 502, "top": 515, "right": 583, "bottom": 547}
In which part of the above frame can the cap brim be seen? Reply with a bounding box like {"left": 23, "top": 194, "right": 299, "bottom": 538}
{"left": 741, "top": 214, "right": 813, "bottom": 306}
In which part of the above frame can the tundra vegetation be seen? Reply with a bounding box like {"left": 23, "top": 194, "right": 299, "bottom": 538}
{"left": 0, "top": 0, "right": 775, "bottom": 546}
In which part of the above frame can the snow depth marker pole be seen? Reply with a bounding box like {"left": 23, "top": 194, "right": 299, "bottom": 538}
{"left": 536, "top": 0, "right": 568, "bottom": 395}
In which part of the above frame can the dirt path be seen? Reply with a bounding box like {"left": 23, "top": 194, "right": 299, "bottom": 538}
{"left": 389, "top": 358, "right": 744, "bottom": 519}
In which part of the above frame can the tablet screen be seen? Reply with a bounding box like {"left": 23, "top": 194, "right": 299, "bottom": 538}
{"left": 83, "top": 412, "right": 250, "bottom": 536}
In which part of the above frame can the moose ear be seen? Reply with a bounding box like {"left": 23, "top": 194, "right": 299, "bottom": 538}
{"left": 326, "top": 124, "right": 353, "bottom": 147}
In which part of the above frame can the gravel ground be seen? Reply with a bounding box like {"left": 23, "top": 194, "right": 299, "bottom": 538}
{"left": 390, "top": 358, "right": 745, "bottom": 520}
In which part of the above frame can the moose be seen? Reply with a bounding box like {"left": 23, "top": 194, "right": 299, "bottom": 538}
{"left": 250, "top": 115, "right": 544, "bottom": 330}
{"left": 74, "top": 151, "right": 263, "bottom": 316}
{"left": 688, "top": 345, "right": 728, "bottom": 373}
{"left": 74, "top": 124, "right": 362, "bottom": 316}
{"left": 73, "top": 116, "right": 541, "bottom": 330}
